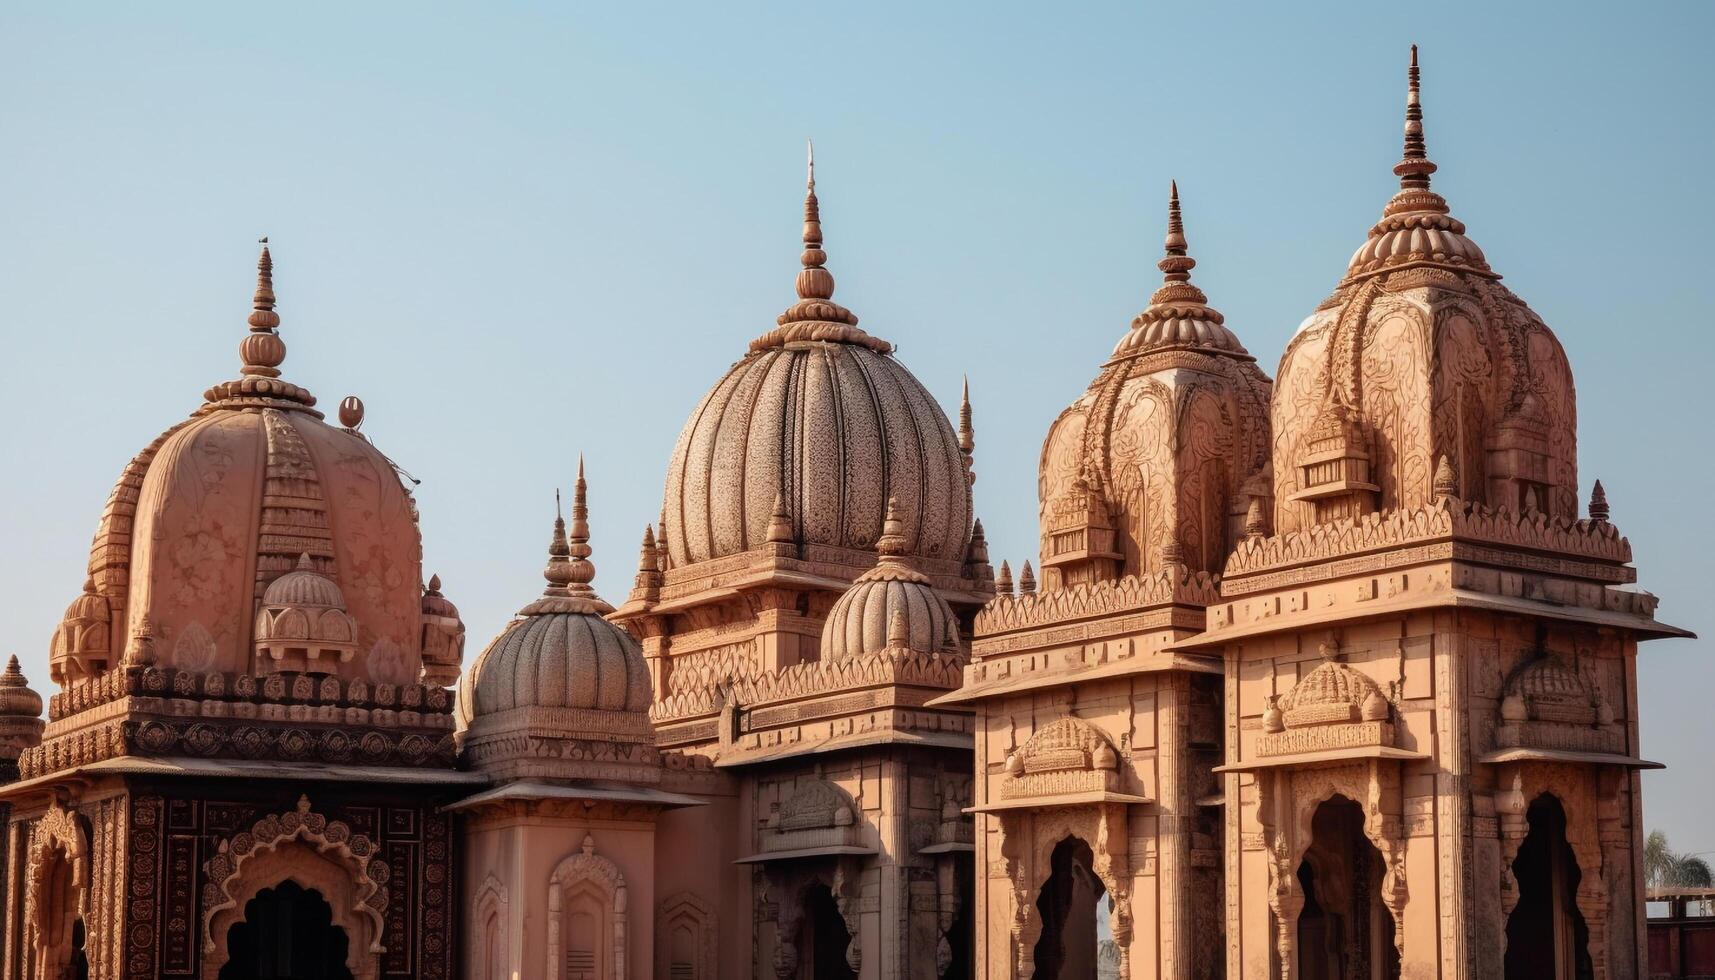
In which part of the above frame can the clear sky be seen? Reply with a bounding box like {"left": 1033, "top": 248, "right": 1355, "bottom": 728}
{"left": 2, "top": 3, "right": 1711, "bottom": 851}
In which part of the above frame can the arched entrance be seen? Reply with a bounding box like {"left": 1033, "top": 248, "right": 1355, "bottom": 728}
{"left": 1031, "top": 836, "right": 1111, "bottom": 980}
{"left": 217, "top": 880, "right": 353, "bottom": 980}
{"left": 1295, "top": 796, "right": 1398, "bottom": 980}
{"left": 1505, "top": 794, "right": 1593, "bottom": 980}
{"left": 797, "top": 883, "right": 856, "bottom": 980}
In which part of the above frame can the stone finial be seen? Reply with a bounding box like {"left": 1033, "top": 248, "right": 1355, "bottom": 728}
{"left": 1149, "top": 179, "right": 1208, "bottom": 307}
{"left": 581, "top": 833, "right": 596, "bottom": 856}
{"left": 966, "top": 518, "right": 990, "bottom": 565}
{"left": 427, "top": 572, "right": 442, "bottom": 593}
{"left": 958, "top": 376, "right": 975, "bottom": 457}
{"left": 767, "top": 491, "right": 794, "bottom": 545}
{"left": 1018, "top": 560, "right": 1037, "bottom": 596}
{"left": 239, "top": 239, "right": 287, "bottom": 378}
{"left": 632, "top": 525, "right": 663, "bottom": 597}
{"left": 792, "top": 139, "right": 840, "bottom": 312}
{"left": 1244, "top": 497, "right": 1268, "bottom": 539}
{"left": 1589, "top": 480, "right": 1610, "bottom": 523}
{"left": 1433, "top": 454, "right": 1458, "bottom": 501}
{"left": 543, "top": 489, "right": 574, "bottom": 595}
{"left": 565, "top": 456, "right": 597, "bottom": 597}
{"left": 876, "top": 497, "right": 909, "bottom": 558}
{"left": 656, "top": 509, "right": 670, "bottom": 574}
{"left": 1394, "top": 45, "right": 1438, "bottom": 191}
{"left": 996, "top": 560, "right": 1014, "bottom": 596}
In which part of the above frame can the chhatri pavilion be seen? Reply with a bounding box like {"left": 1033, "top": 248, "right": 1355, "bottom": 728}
{"left": 0, "top": 47, "right": 1686, "bottom": 980}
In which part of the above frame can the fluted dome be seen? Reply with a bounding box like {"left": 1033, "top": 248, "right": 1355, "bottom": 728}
{"left": 1272, "top": 48, "right": 1576, "bottom": 534}
{"left": 819, "top": 501, "right": 962, "bottom": 661}
{"left": 48, "top": 579, "right": 111, "bottom": 685}
{"left": 1502, "top": 654, "right": 1600, "bottom": 725}
{"left": 59, "top": 246, "right": 446, "bottom": 689}
{"left": 1038, "top": 184, "right": 1272, "bottom": 588}
{"left": 458, "top": 472, "right": 656, "bottom": 782}
{"left": 662, "top": 158, "right": 973, "bottom": 570}
{"left": 262, "top": 554, "right": 349, "bottom": 608}
{"left": 1276, "top": 646, "right": 1389, "bottom": 728}
{"left": 0, "top": 657, "right": 45, "bottom": 773}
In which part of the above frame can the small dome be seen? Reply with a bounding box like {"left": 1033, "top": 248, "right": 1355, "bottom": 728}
{"left": 1502, "top": 653, "right": 1599, "bottom": 725}
{"left": 0, "top": 657, "right": 45, "bottom": 770}
{"left": 661, "top": 158, "right": 973, "bottom": 570}
{"left": 49, "top": 579, "right": 112, "bottom": 685}
{"left": 1277, "top": 645, "right": 1388, "bottom": 727}
{"left": 262, "top": 554, "right": 348, "bottom": 608}
{"left": 819, "top": 500, "right": 962, "bottom": 661}
{"left": 418, "top": 574, "right": 465, "bottom": 688}
{"left": 459, "top": 469, "right": 652, "bottom": 731}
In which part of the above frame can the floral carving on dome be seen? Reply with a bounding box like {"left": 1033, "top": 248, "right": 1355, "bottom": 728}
{"left": 1000, "top": 716, "right": 1121, "bottom": 800}
{"left": 1496, "top": 649, "right": 1621, "bottom": 754}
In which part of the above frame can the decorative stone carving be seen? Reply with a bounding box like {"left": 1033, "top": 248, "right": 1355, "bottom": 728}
{"left": 470, "top": 873, "right": 511, "bottom": 980}
{"left": 1258, "top": 642, "right": 1394, "bottom": 757}
{"left": 419, "top": 574, "right": 466, "bottom": 687}
{"left": 253, "top": 554, "right": 360, "bottom": 672}
{"left": 201, "top": 795, "right": 388, "bottom": 969}
{"left": 657, "top": 891, "right": 717, "bottom": 980}
{"left": 763, "top": 779, "right": 861, "bottom": 854}
{"left": 1001, "top": 717, "right": 1120, "bottom": 800}
{"left": 50, "top": 578, "right": 112, "bottom": 685}
{"left": 24, "top": 801, "right": 90, "bottom": 975}
{"left": 1495, "top": 649, "right": 1621, "bottom": 754}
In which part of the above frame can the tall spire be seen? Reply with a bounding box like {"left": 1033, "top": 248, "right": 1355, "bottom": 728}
{"left": 565, "top": 455, "right": 596, "bottom": 597}
{"left": 239, "top": 238, "right": 287, "bottom": 378}
{"left": 1149, "top": 179, "right": 1206, "bottom": 305}
{"left": 543, "top": 488, "right": 574, "bottom": 595}
{"left": 958, "top": 376, "right": 975, "bottom": 456}
{"left": 1394, "top": 44, "right": 1438, "bottom": 191}
{"left": 798, "top": 138, "right": 832, "bottom": 304}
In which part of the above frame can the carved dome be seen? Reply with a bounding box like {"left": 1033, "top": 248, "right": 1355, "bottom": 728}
{"left": 1502, "top": 653, "right": 1600, "bottom": 725}
{"left": 59, "top": 246, "right": 448, "bottom": 689}
{"left": 252, "top": 554, "right": 360, "bottom": 671}
{"left": 819, "top": 500, "right": 962, "bottom": 661}
{"left": 1275, "top": 646, "right": 1389, "bottom": 728}
{"left": 48, "top": 579, "right": 111, "bottom": 685}
{"left": 661, "top": 156, "right": 973, "bottom": 571}
{"left": 457, "top": 471, "right": 655, "bottom": 781}
{"left": 459, "top": 471, "right": 652, "bottom": 727}
{"left": 1038, "top": 184, "right": 1272, "bottom": 588}
{"left": 262, "top": 554, "right": 349, "bottom": 608}
{"left": 0, "top": 657, "right": 44, "bottom": 769}
{"left": 1271, "top": 48, "right": 1577, "bottom": 535}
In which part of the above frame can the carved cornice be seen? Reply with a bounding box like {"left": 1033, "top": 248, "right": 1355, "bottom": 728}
{"left": 1223, "top": 498, "right": 1632, "bottom": 588}
{"left": 650, "top": 645, "right": 965, "bottom": 723}
{"left": 47, "top": 665, "right": 453, "bottom": 723}
{"left": 975, "top": 568, "right": 1220, "bottom": 637}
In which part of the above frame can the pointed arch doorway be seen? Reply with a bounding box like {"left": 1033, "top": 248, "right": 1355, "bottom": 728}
{"left": 217, "top": 880, "right": 353, "bottom": 980}
{"left": 1504, "top": 794, "right": 1593, "bottom": 980}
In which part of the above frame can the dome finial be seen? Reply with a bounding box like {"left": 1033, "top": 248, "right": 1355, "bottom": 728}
{"left": 543, "top": 488, "right": 574, "bottom": 594}
{"left": 566, "top": 455, "right": 597, "bottom": 596}
{"left": 958, "top": 375, "right": 975, "bottom": 456}
{"left": 797, "top": 139, "right": 832, "bottom": 302}
{"left": 1394, "top": 44, "right": 1438, "bottom": 191}
{"left": 877, "top": 497, "right": 908, "bottom": 558}
{"left": 1146, "top": 180, "right": 1209, "bottom": 310}
{"left": 239, "top": 238, "right": 287, "bottom": 378}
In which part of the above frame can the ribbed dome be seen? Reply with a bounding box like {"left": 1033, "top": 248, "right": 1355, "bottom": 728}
{"left": 0, "top": 657, "right": 44, "bottom": 721}
{"left": 0, "top": 657, "right": 44, "bottom": 771}
{"left": 61, "top": 246, "right": 437, "bottom": 689}
{"left": 1277, "top": 650, "right": 1388, "bottom": 728}
{"left": 662, "top": 159, "right": 972, "bottom": 569}
{"left": 459, "top": 471, "right": 652, "bottom": 728}
{"left": 262, "top": 555, "right": 348, "bottom": 608}
{"left": 819, "top": 501, "right": 961, "bottom": 661}
{"left": 48, "top": 579, "right": 111, "bottom": 685}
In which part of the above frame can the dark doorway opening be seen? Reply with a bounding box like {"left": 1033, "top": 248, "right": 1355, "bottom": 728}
{"left": 218, "top": 880, "right": 353, "bottom": 980}
{"left": 1295, "top": 796, "right": 1398, "bottom": 980}
{"left": 1505, "top": 794, "right": 1593, "bottom": 980}
{"left": 940, "top": 853, "right": 975, "bottom": 979}
{"left": 1032, "top": 836, "right": 1111, "bottom": 980}
{"left": 798, "top": 882, "right": 855, "bottom": 980}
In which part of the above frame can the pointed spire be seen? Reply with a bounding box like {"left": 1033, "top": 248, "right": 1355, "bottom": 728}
{"left": 958, "top": 376, "right": 975, "bottom": 455}
{"left": 427, "top": 573, "right": 442, "bottom": 593}
{"left": 656, "top": 510, "right": 670, "bottom": 574}
{"left": 797, "top": 138, "right": 833, "bottom": 304}
{"left": 565, "top": 455, "right": 596, "bottom": 596}
{"left": 995, "top": 560, "right": 1014, "bottom": 596}
{"left": 1018, "top": 560, "right": 1037, "bottom": 596}
{"left": 1394, "top": 45, "right": 1438, "bottom": 191}
{"left": 1149, "top": 179, "right": 1206, "bottom": 304}
{"left": 632, "top": 524, "right": 663, "bottom": 599}
{"left": 876, "top": 497, "right": 908, "bottom": 558}
{"left": 543, "top": 489, "right": 574, "bottom": 594}
{"left": 966, "top": 518, "right": 989, "bottom": 565}
{"left": 1588, "top": 480, "right": 1610, "bottom": 523}
{"left": 1, "top": 656, "right": 21, "bottom": 686}
{"left": 239, "top": 239, "right": 287, "bottom": 378}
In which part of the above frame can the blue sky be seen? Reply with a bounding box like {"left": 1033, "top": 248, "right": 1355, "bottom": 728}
{"left": 2, "top": 3, "right": 1711, "bottom": 850}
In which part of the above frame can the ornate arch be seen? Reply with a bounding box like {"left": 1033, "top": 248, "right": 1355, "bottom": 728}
{"left": 547, "top": 834, "right": 627, "bottom": 980}
{"left": 24, "top": 802, "right": 89, "bottom": 974}
{"left": 1493, "top": 764, "right": 1612, "bottom": 980}
{"left": 471, "top": 873, "right": 511, "bottom": 980}
{"left": 656, "top": 891, "right": 716, "bottom": 980}
{"left": 1259, "top": 761, "right": 1408, "bottom": 979}
{"left": 763, "top": 858, "right": 863, "bottom": 980}
{"left": 998, "top": 803, "right": 1132, "bottom": 979}
{"left": 201, "top": 795, "right": 387, "bottom": 979}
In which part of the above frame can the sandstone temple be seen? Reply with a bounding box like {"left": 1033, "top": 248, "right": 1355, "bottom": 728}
{"left": 0, "top": 48, "right": 1688, "bottom": 980}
